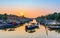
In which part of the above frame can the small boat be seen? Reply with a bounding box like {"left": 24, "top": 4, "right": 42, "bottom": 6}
{"left": 48, "top": 25, "right": 60, "bottom": 29}
{"left": 0, "top": 24, "right": 5, "bottom": 29}
{"left": 25, "top": 23, "right": 39, "bottom": 32}
{"left": 0, "top": 22, "right": 15, "bottom": 29}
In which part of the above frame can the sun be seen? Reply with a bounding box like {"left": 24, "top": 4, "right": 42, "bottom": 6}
{"left": 20, "top": 11, "right": 24, "bottom": 16}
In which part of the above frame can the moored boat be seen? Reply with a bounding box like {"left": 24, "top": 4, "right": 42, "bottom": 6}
{"left": 25, "top": 23, "right": 39, "bottom": 32}
{"left": 48, "top": 25, "right": 60, "bottom": 29}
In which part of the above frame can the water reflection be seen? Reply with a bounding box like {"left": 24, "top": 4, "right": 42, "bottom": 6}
{"left": 26, "top": 29, "right": 36, "bottom": 33}
{"left": 25, "top": 24, "right": 39, "bottom": 32}
{"left": 48, "top": 27, "right": 60, "bottom": 33}
{"left": 0, "top": 19, "right": 60, "bottom": 38}
{"left": 0, "top": 19, "right": 60, "bottom": 34}
{"left": 45, "top": 26, "right": 48, "bottom": 36}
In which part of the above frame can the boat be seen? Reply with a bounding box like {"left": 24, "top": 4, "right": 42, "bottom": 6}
{"left": 0, "top": 22, "right": 15, "bottom": 29}
{"left": 25, "top": 23, "right": 39, "bottom": 32}
{"left": 48, "top": 25, "right": 60, "bottom": 29}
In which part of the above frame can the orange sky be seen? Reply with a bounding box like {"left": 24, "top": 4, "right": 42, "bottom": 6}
{"left": 0, "top": 8, "right": 57, "bottom": 18}
{"left": 0, "top": 9, "right": 50, "bottom": 17}
{"left": 0, "top": 0, "right": 60, "bottom": 18}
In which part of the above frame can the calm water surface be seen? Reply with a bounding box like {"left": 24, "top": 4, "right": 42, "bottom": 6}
{"left": 0, "top": 20, "right": 60, "bottom": 38}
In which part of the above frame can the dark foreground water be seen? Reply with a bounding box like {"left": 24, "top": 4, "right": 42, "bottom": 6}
{"left": 0, "top": 20, "right": 60, "bottom": 38}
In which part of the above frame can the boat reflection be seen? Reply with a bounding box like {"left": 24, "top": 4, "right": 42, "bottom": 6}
{"left": 48, "top": 27, "right": 60, "bottom": 33}
{"left": 25, "top": 23, "right": 39, "bottom": 33}
{"left": 25, "top": 29, "right": 36, "bottom": 33}
{"left": 8, "top": 28, "right": 15, "bottom": 31}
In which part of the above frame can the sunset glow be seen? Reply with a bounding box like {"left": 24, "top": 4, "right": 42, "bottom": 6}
{"left": 0, "top": 0, "right": 60, "bottom": 18}
{"left": 20, "top": 11, "right": 24, "bottom": 16}
{"left": 0, "top": 0, "right": 60, "bottom": 38}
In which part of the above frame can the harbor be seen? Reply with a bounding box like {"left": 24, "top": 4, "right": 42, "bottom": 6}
{"left": 0, "top": 19, "right": 60, "bottom": 38}
{"left": 0, "top": 0, "right": 60, "bottom": 38}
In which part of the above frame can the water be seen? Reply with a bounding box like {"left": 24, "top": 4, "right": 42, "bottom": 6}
{"left": 0, "top": 19, "right": 60, "bottom": 38}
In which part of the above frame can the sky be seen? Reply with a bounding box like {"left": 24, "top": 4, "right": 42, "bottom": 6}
{"left": 0, "top": 0, "right": 60, "bottom": 18}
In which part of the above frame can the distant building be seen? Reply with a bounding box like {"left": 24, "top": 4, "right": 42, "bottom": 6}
{"left": 7, "top": 15, "right": 20, "bottom": 22}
